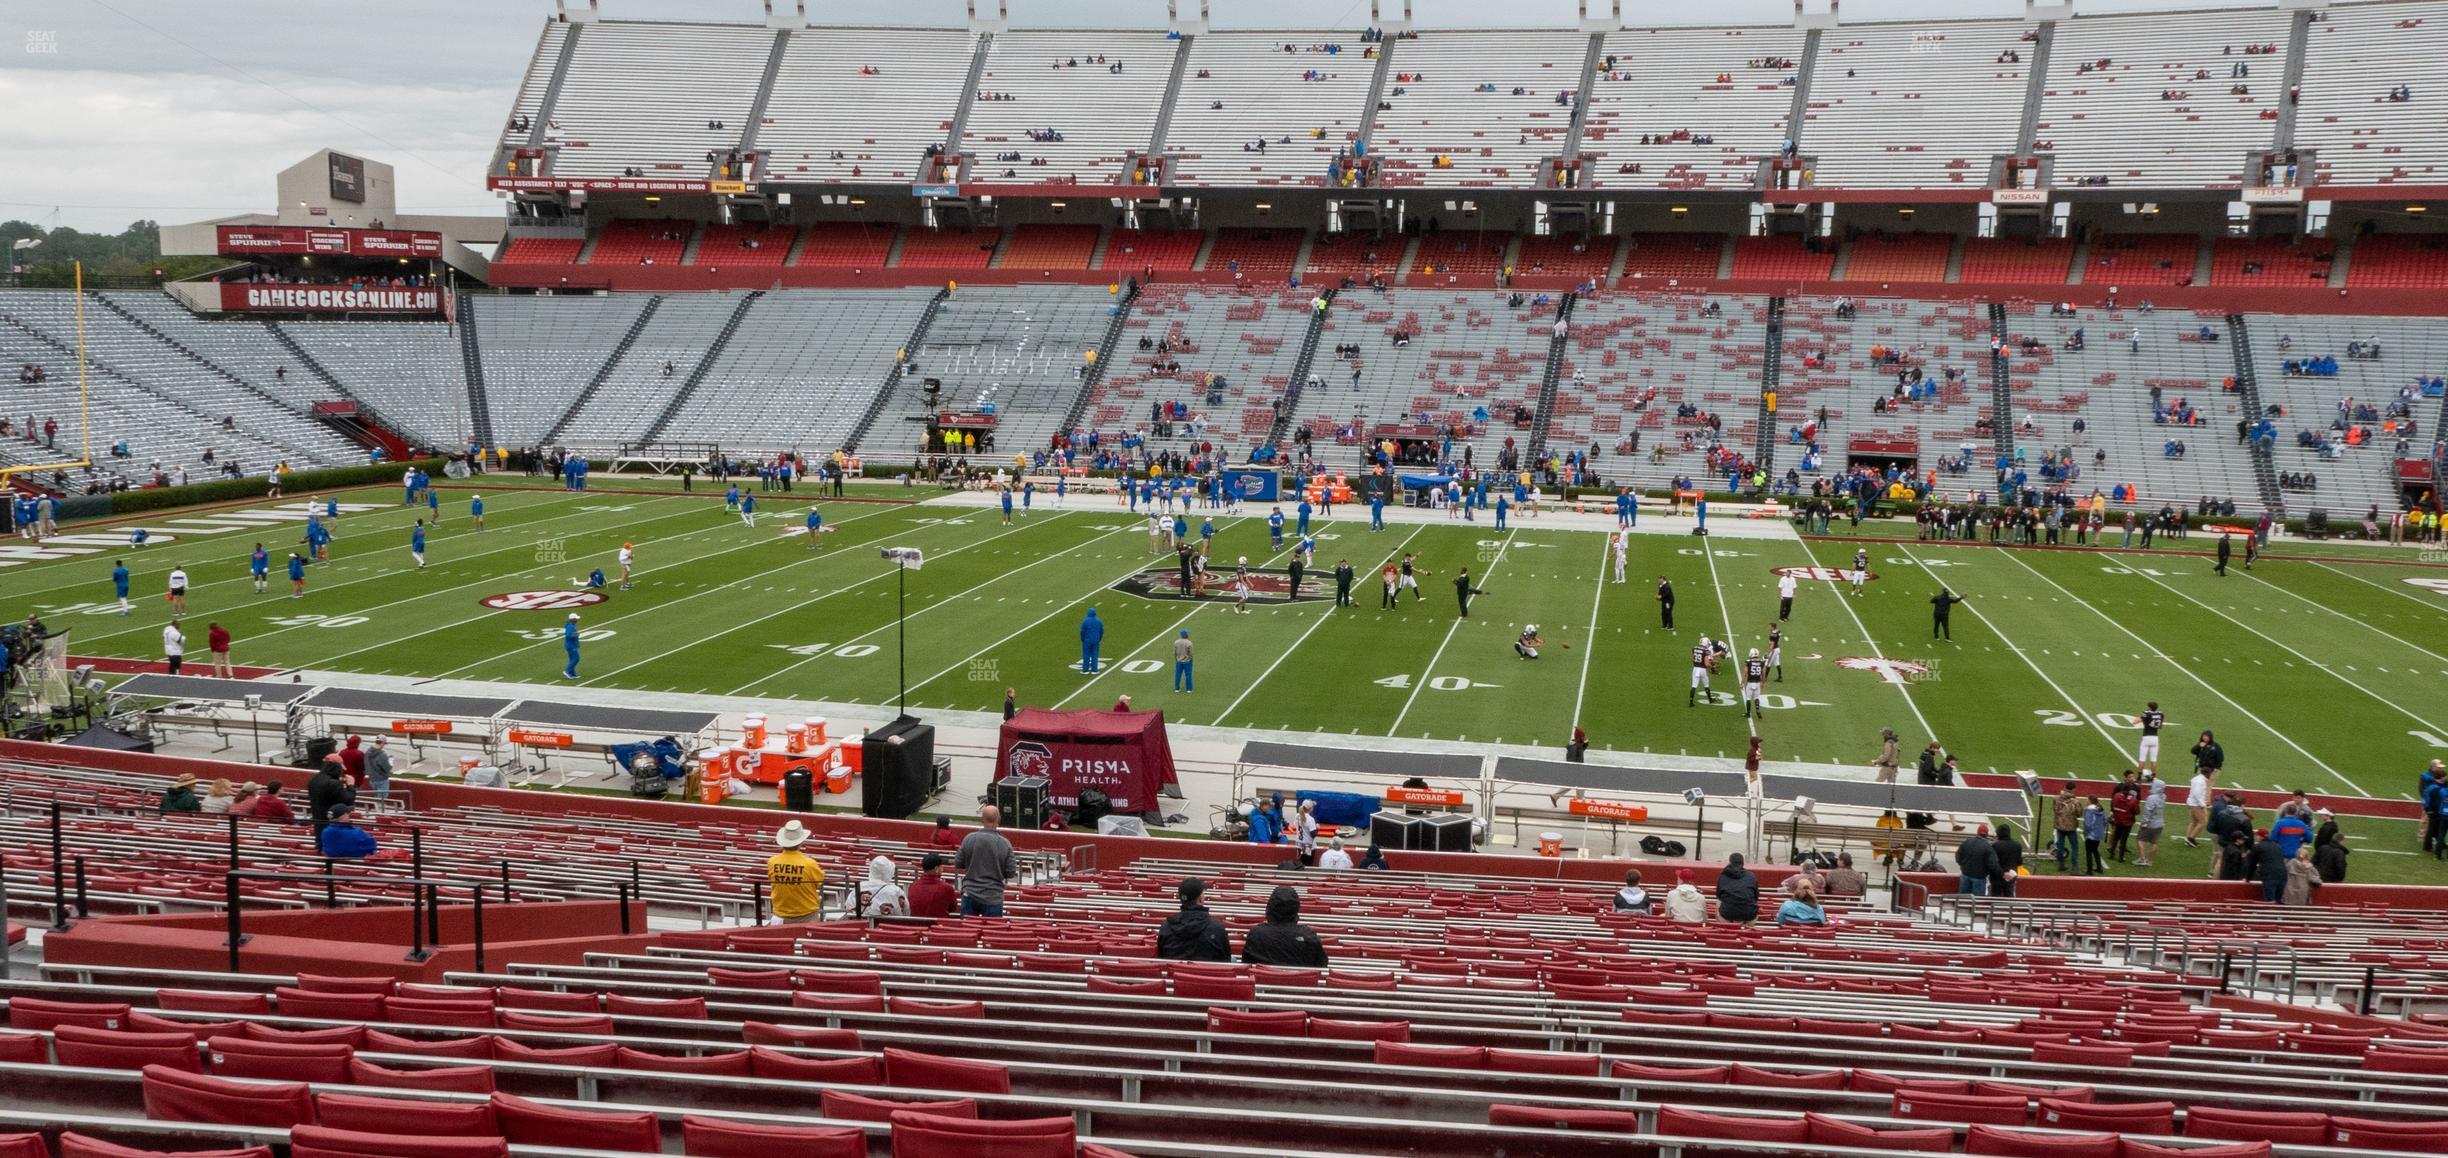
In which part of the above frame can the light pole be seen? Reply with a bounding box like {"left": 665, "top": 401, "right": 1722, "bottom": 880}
{"left": 879, "top": 547, "right": 925, "bottom": 719}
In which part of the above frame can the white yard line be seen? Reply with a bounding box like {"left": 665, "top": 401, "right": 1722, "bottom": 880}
{"left": 1989, "top": 547, "right": 2363, "bottom": 793}
{"left": 2305, "top": 559, "right": 2448, "bottom": 625}
{"left": 1207, "top": 524, "right": 1429, "bottom": 729}
{"left": 1388, "top": 531, "right": 1515, "bottom": 736}
{"left": 2236, "top": 568, "right": 2448, "bottom": 668}
{"left": 1807, "top": 542, "right": 1940, "bottom": 744}
{"left": 2126, "top": 563, "right": 2440, "bottom": 736}
{"left": 1567, "top": 535, "right": 1611, "bottom": 730}
{"left": 713, "top": 517, "right": 1141, "bottom": 695}
{"left": 1051, "top": 522, "right": 1297, "bottom": 711}
{"left": 1895, "top": 545, "right": 2130, "bottom": 762}
{"left": 898, "top": 547, "right": 1190, "bottom": 702}
{"left": 1699, "top": 532, "right": 1756, "bottom": 739}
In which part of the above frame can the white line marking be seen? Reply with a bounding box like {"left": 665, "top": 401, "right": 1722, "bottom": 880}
{"left": 1897, "top": 545, "right": 2128, "bottom": 762}
{"left": 1568, "top": 535, "right": 1610, "bottom": 730}
{"left": 2126, "top": 562, "right": 2439, "bottom": 738}
{"left": 1389, "top": 530, "right": 1516, "bottom": 736}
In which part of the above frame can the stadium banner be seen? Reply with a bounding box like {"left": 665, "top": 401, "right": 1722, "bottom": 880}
{"left": 912, "top": 183, "right": 961, "bottom": 198}
{"left": 390, "top": 719, "right": 454, "bottom": 735}
{"left": 2241, "top": 186, "right": 2306, "bottom": 205}
{"left": 508, "top": 729, "right": 575, "bottom": 748}
{"left": 1568, "top": 798, "right": 1650, "bottom": 822}
{"left": 1989, "top": 189, "right": 2049, "bottom": 205}
{"left": 216, "top": 226, "right": 442, "bottom": 259}
{"left": 1218, "top": 469, "right": 1280, "bottom": 503}
{"left": 996, "top": 707, "right": 1180, "bottom": 814}
{"left": 219, "top": 285, "right": 443, "bottom": 315}
{"left": 487, "top": 176, "right": 717, "bottom": 193}
{"left": 1383, "top": 786, "right": 1466, "bottom": 806}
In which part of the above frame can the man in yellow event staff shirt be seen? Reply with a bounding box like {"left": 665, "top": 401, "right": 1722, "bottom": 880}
{"left": 766, "top": 820, "right": 824, "bottom": 924}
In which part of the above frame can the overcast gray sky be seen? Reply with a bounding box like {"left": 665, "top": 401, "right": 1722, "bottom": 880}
{"left": 2, "top": 0, "right": 2262, "bottom": 232}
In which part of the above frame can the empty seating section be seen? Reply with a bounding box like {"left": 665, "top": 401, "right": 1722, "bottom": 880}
{"left": 1621, "top": 233, "right": 1728, "bottom": 282}
{"left": 1300, "top": 289, "right": 1550, "bottom": 465}
{"left": 1090, "top": 286, "right": 1312, "bottom": 452}
{"left": 1409, "top": 233, "right": 1514, "bottom": 286}
{"left": 1204, "top": 228, "right": 1305, "bottom": 277}
{"left": 2208, "top": 237, "right": 2335, "bottom": 286}
{"left": 662, "top": 289, "right": 936, "bottom": 454}
{"left": 99, "top": 293, "right": 343, "bottom": 413}
{"left": 999, "top": 225, "right": 1101, "bottom": 271}
{"left": 556, "top": 295, "right": 743, "bottom": 449}
{"left": 585, "top": 220, "right": 691, "bottom": 267}
{"left": 2345, "top": 232, "right": 2448, "bottom": 288}
{"left": 1098, "top": 230, "right": 1202, "bottom": 273}
{"left": 1548, "top": 294, "right": 1765, "bottom": 490}
{"left": 466, "top": 295, "right": 651, "bottom": 445}
{"left": 1843, "top": 235, "right": 1954, "bottom": 283}
{"left": 691, "top": 224, "right": 794, "bottom": 267}
{"left": 894, "top": 227, "right": 1003, "bottom": 270}
{"left": 0, "top": 291, "right": 356, "bottom": 473}
{"left": 492, "top": 237, "right": 581, "bottom": 267}
{"left": 1586, "top": 27, "right": 1803, "bottom": 191}
{"left": 879, "top": 285, "right": 1111, "bottom": 456}
{"left": 2249, "top": 312, "right": 2448, "bottom": 515}
{"left": 1170, "top": 34, "right": 1372, "bottom": 188}
{"left": 1959, "top": 238, "right": 2076, "bottom": 285}
{"left": 1302, "top": 232, "right": 1402, "bottom": 281}
{"left": 272, "top": 321, "right": 471, "bottom": 447}
{"left": 1729, "top": 235, "right": 1834, "bottom": 281}
{"left": 498, "top": 21, "right": 569, "bottom": 158}
{"left": 1512, "top": 234, "right": 1614, "bottom": 283}
{"left": 2083, "top": 234, "right": 2202, "bottom": 287}
{"left": 531, "top": 22, "right": 772, "bottom": 182}
{"left": 1368, "top": 31, "right": 1584, "bottom": 188}
{"left": 1776, "top": 296, "right": 1995, "bottom": 483}
{"left": 2294, "top": 0, "right": 2448, "bottom": 188}
{"left": 962, "top": 32, "right": 1173, "bottom": 185}
{"left": 2036, "top": 9, "right": 2288, "bottom": 189}
{"left": 2003, "top": 303, "right": 2262, "bottom": 508}
{"left": 1805, "top": 20, "right": 2028, "bottom": 188}
{"left": 757, "top": 29, "right": 972, "bottom": 184}
{"left": 792, "top": 223, "right": 900, "bottom": 270}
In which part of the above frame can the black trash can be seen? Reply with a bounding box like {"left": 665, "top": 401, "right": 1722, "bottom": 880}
{"left": 781, "top": 767, "right": 815, "bottom": 812}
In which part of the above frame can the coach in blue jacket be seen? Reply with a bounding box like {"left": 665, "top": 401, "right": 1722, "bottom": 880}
{"left": 1079, "top": 608, "right": 1104, "bottom": 673}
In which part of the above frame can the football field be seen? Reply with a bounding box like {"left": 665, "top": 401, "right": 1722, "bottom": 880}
{"left": 6, "top": 478, "right": 2445, "bottom": 804}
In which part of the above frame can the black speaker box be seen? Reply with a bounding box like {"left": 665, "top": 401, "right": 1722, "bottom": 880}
{"left": 859, "top": 719, "right": 937, "bottom": 819}
{"left": 1370, "top": 811, "right": 1425, "bottom": 851}
{"left": 1420, "top": 812, "right": 1474, "bottom": 852}
{"left": 995, "top": 774, "right": 1049, "bottom": 830}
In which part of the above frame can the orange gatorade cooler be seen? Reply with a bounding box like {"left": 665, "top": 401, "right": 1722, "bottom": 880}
{"left": 696, "top": 747, "right": 733, "bottom": 779}
{"left": 732, "top": 744, "right": 765, "bottom": 783}
{"left": 805, "top": 716, "right": 828, "bottom": 745}
{"left": 824, "top": 767, "right": 852, "bottom": 794}
{"left": 743, "top": 714, "right": 768, "bottom": 748}
{"left": 1537, "top": 832, "right": 1565, "bottom": 858}
{"left": 457, "top": 756, "right": 481, "bottom": 781}
{"left": 784, "top": 724, "right": 809, "bottom": 754}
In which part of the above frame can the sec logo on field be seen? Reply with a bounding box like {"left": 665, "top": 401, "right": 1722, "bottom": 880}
{"left": 479, "top": 590, "right": 608, "bottom": 611}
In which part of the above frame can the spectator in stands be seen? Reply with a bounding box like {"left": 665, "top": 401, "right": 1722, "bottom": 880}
{"left": 2247, "top": 828, "right": 2290, "bottom": 902}
{"left": 247, "top": 782, "right": 295, "bottom": 823}
{"left": 908, "top": 853, "right": 958, "bottom": 919}
{"left": 338, "top": 733, "right": 368, "bottom": 789}
{"left": 1612, "top": 870, "right": 1653, "bottom": 914}
{"left": 2050, "top": 783, "right": 2082, "bottom": 870}
{"left": 1662, "top": 869, "right": 1707, "bottom": 922}
{"left": 2283, "top": 845, "right": 2321, "bottom": 906}
{"left": 2313, "top": 813, "right": 2349, "bottom": 883}
{"left": 1955, "top": 826, "right": 1996, "bottom": 897}
{"left": 318, "top": 807, "right": 378, "bottom": 859}
{"left": 1822, "top": 853, "right": 1866, "bottom": 898}
{"left": 765, "top": 820, "right": 824, "bottom": 925}
{"left": 198, "top": 779, "right": 236, "bottom": 816}
{"left": 930, "top": 816, "right": 961, "bottom": 850}
{"left": 158, "top": 773, "right": 201, "bottom": 814}
{"left": 2134, "top": 774, "right": 2166, "bottom": 867}
{"left": 307, "top": 757, "right": 354, "bottom": 834}
{"left": 1988, "top": 824, "right": 2025, "bottom": 898}
{"left": 861, "top": 854, "right": 909, "bottom": 918}
{"left": 1317, "top": 837, "right": 1353, "bottom": 870}
{"left": 1242, "top": 885, "right": 1330, "bottom": 967}
{"left": 1156, "top": 877, "right": 1231, "bottom": 962}
{"left": 954, "top": 804, "right": 1018, "bottom": 917}
{"left": 1714, "top": 854, "right": 1760, "bottom": 923}
{"left": 1775, "top": 882, "right": 1828, "bottom": 926}
{"left": 365, "top": 737, "right": 393, "bottom": 804}
{"left": 1357, "top": 844, "right": 1389, "bottom": 870}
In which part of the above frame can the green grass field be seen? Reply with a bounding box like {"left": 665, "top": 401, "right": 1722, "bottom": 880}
{"left": 9, "top": 477, "right": 2446, "bottom": 812}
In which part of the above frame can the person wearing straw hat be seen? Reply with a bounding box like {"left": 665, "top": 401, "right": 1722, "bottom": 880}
{"left": 766, "top": 820, "right": 825, "bottom": 925}
{"left": 158, "top": 773, "right": 201, "bottom": 814}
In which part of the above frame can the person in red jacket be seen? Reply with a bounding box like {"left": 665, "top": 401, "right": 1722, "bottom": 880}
{"left": 928, "top": 816, "right": 960, "bottom": 850}
{"left": 206, "top": 622, "right": 233, "bottom": 678}
{"left": 248, "top": 783, "right": 296, "bottom": 823}
{"left": 338, "top": 734, "right": 368, "bottom": 790}
{"left": 908, "top": 853, "right": 958, "bottom": 920}
{"left": 2108, "top": 770, "right": 2142, "bottom": 863}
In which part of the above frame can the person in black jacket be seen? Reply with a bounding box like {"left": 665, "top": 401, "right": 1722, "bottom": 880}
{"left": 1155, "top": 878, "right": 1231, "bottom": 962}
{"left": 1988, "top": 823, "right": 2026, "bottom": 897}
{"left": 1955, "top": 827, "right": 1997, "bottom": 897}
{"left": 1714, "top": 854, "right": 1760, "bottom": 923}
{"left": 2246, "top": 830, "right": 2289, "bottom": 902}
{"left": 2190, "top": 730, "right": 2224, "bottom": 778}
{"left": 1240, "top": 885, "right": 1329, "bottom": 967}
{"left": 305, "top": 757, "right": 355, "bottom": 836}
{"left": 2313, "top": 816, "right": 2350, "bottom": 883}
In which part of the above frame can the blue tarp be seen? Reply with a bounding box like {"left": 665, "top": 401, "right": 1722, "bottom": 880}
{"left": 611, "top": 736, "right": 689, "bottom": 779}
{"left": 1295, "top": 789, "right": 1380, "bottom": 830}
{"left": 1397, "top": 474, "right": 1456, "bottom": 490}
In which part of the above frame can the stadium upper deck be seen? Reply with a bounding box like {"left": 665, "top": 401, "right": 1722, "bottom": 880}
{"left": 490, "top": 2, "right": 2448, "bottom": 200}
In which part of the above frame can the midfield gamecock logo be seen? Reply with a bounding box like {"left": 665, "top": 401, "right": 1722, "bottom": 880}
{"left": 478, "top": 590, "right": 607, "bottom": 611}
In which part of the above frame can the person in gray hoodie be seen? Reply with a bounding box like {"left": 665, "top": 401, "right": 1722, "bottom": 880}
{"left": 1240, "top": 885, "right": 1329, "bottom": 967}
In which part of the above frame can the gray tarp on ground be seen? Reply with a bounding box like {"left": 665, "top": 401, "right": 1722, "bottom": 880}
{"left": 506, "top": 699, "right": 720, "bottom": 738}
{"left": 302, "top": 687, "right": 517, "bottom": 720}
{"left": 1493, "top": 755, "right": 2027, "bottom": 814}
{"left": 1238, "top": 740, "right": 1482, "bottom": 781}
{"left": 111, "top": 675, "right": 318, "bottom": 705}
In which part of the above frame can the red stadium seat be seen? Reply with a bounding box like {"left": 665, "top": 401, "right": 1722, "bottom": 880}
{"left": 681, "top": 1115, "right": 867, "bottom": 1158}
{"left": 614, "top": 1046, "right": 754, "bottom": 1075}
{"left": 2327, "top": 1116, "right": 2448, "bottom": 1152}
{"left": 294, "top": 974, "right": 397, "bottom": 996}
{"left": 882, "top": 1047, "right": 1011, "bottom": 1094}
{"left": 885, "top": 1111, "right": 1074, "bottom": 1158}
{"left": 1170, "top": 974, "right": 1257, "bottom": 1001}
{"left": 1374, "top": 1042, "right": 1487, "bottom": 1069}
{"left": 1610, "top": 1060, "right": 1730, "bottom": 1083}
{"left": 748, "top": 1047, "right": 884, "bottom": 1083}
{"left": 1973, "top": 1081, "right": 2093, "bottom": 1104}
{"left": 495, "top": 988, "right": 602, "bottom": 1013}
{"left": 1964, "top": 1125, "right": 2121, "bottom": 1158}
{"left": 245, "top": 1024, "right": 365, "bottom": 1048}
{"left": 490, "top": 1039, "right": 617, "bottom": 1067}
{"left": 495, "top": 1011, "right": 613, "bottom": 1035}
{"left": 1801, "top": 1113, "right": 1956, "bottom": 1152}
{"left": 1731, "top": 1062, "right": 1848, "bottom": 1089}
{"left": 0, "top": 1034, "right": 43, "bottom": 1063}
{"left": 57, "top": 1134, "right": 272, "bottom": 1158}
{"left": 1892, "top": 1090, "right": 2030, "bottom": 1126}
{"left": 141, "top": 1064, "right": 314, "bottom": 1128}
{"left": 1085, "top": 976, "right": 1164, "bottom": 995}
{"left": 793, "top": 994, "right": 887, "bottom": 1014}
{"left": 742, "top": 1022, "right": 863, "bottom": 1050}
{"left": 1487, "top": 1104, "right": 1641, "bottom": 1132}
{"left": 127, "top": 1014, "right": 245, "bottom": 1043}
{"left": 817, "top": 1091, "right": 978, "bottom": 1124}
{"left": 157, "top": 990, "right": 272, "bottom": 1015}
{"left": 0, "top": 1136, "right": 41, "bottom": 1158}
{"left": 287, "top": 1126, "right": 507, "bottom": 1158}
{"left": 2030, "top": 1040, "right": 2132, "bottom": 1068}
{"left": 607, "top": 994, "right": 707, "bottom": 1020}
{"left": 7, "top": 997, "right": 129, "bottom": 1033}
{"left": 1850, "top": 1072, "right": 1969, "bottom": 1095}
{"left": 381, "top": 998, "right": 497, "bottom": 1029}
{"left": 1077, "top": 1147, "right": 1143, "bottom": 1158}
{"left": 1486, "top": 1048, "right": 1602, "bottom": 1076}
{"left": 53, "top": 1025, "right": 203, "bottom": 1072}
{"left": 1307, "top": 1018, "right": 1411, "bottom": 1042}
{"left": 2037, "top": 1098, "right": 2174, "bottom": 1134}
{"left": 2183, "top": 1106, "right": 2330, "bottom": 1144}
{"left": 886, "top": 997, "right": 984, "bottom": 1019}
{"left": 707, "top": 967, "right": 796, "bottom": 990}
{"left": 2121, "top": 1143, "right": 2271, "bottom": 1158}
{"left": 205, "top": 1035, "right": 352, "bottom": 1082}
{"left": 489, "top": 1092, "right": 661, "bottom": 1153}
{"left": 1656, "top": 1106, "right": 1809, "bottom": 1143}
{"left": 362, "top": 1029, "right": 486, "bottom": 1057}
{"left": 1208, "top": 1008, "right": 1306, "bottom": 1035}
{"left": 272, "top": 988, "right": 386, "bottom": 1020}
{"left": 345, "top": 1057, "right": 497, "bottom": 1094}
{"left": 312, "top": 1091, "right": 500, "bottom": 1136}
